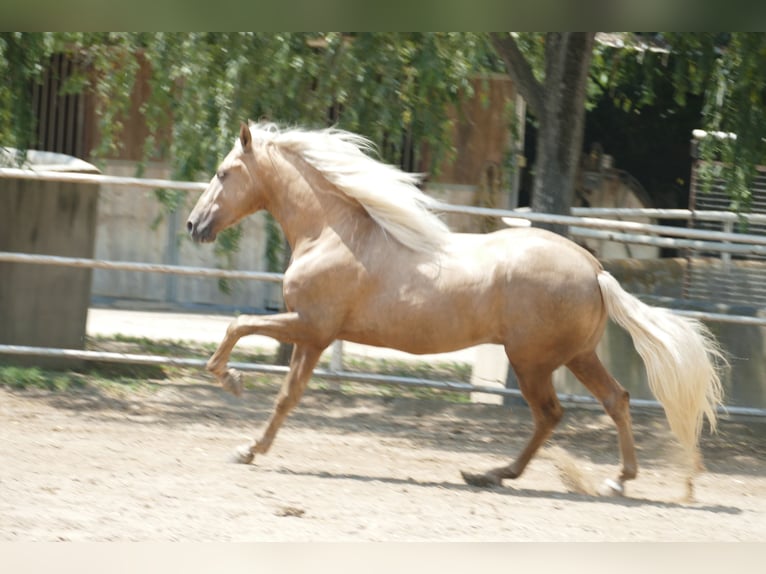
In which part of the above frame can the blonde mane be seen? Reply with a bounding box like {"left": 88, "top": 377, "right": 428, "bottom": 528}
{"left": 247, "top": 122, "right": 450, "bottom": 253}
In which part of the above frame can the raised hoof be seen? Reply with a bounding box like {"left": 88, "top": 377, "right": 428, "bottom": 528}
{"left": 221, "top": 369, "right": 244, "bottom": 397}
{"left": 598, "top": 478, "right": 625, "bottom": 497}
{"left": 460, "top": 470, "right": 502, "bottom": 488}
{"left": 231, "top": 444, "right": 255, "bottom": 465}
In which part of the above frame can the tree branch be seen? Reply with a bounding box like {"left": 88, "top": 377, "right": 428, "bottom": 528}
{"left": 489, "top": 32, "right": 544, "bottom": 118}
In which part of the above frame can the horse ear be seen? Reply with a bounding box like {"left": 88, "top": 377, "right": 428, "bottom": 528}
{"left": 239, "top": 122, "right": 252, "bottom": 151}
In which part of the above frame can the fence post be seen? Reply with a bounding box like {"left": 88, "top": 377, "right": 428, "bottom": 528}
{"left": 0, "top": 151, "right": 100, "bottom": 368}
{"left": 331, "top": 340, "right": 344, "bottom": 371}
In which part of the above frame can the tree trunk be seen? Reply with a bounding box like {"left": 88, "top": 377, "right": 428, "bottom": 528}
{"left": 490, "top": 32, "right": 595, "bottom": 236}
{"left": 532, "top": 33, "right": 595, "bottom": 235}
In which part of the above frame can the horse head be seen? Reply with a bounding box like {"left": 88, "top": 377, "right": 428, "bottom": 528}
{"left": 187, "top": 122, "right": 264, "bottom": 243}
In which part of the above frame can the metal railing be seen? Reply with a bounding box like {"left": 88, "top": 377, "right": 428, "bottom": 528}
{"left": 2, "top": 167, "right": 764, "bottom": 416}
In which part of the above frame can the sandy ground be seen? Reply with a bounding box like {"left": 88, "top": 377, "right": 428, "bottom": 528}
{"left": 1, "top": 367, "right": 765, "bottom": 541}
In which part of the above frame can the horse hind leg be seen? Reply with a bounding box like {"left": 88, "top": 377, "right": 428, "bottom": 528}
{"left": 566, "top": 351, "right": 638, "bottom": 496}
{"left": 461, "top": 365, "right": 563, "bottom": 488}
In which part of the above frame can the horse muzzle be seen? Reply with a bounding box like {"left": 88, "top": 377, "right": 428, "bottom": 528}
{"left": 187, "top": 216, "right": 217, "bottom": 243}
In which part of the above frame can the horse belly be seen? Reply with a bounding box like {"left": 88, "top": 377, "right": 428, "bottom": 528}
{"left": 340, "top": 318, "right": 492, "bottom": 355}
{"left": 339, "top": 278, "right": 501, "bottom": 355}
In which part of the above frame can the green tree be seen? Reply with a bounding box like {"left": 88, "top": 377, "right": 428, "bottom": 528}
{"left": 4, "top": 33, "right": 766, "bottom": 223}
{"left": 490, "top": 32, "right": 766, "bottom": 227}
{"left": 0, "top": 33, "right": 53, "bottom": 162}
{"left": 1, "top": 32, "right": 504, "bottom": 210}
{"left": 665, "top": 33, "right": 766, "bottom": 211}
{"left": 490, "top": 32, "right": 595, "bottom": 234}
{"left": 14, "top": 33, "right": 494, "bottom": 175}
{"left": 0, "top": 32, "right": 498, "bottom": 262}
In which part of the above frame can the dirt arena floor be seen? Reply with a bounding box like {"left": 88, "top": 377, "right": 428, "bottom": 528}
{"left": 1, "top": 371, "right": 765, "bottom": 542}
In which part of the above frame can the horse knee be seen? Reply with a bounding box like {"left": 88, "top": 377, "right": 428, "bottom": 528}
{"left": 226, "top": 319, "right": 244, "bottom": 339}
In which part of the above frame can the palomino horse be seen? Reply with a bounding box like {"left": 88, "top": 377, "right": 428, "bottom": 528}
{"left": 188, "top": 122, "right": 725, "bottom": 498}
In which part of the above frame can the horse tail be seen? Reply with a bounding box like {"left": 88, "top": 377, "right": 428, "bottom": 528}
{"left": 596, "top": 271, "right": 726, "bottom": 473}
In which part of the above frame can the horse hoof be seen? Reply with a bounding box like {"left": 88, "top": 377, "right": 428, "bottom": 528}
{"left": 221, "top": 369, "right": 243, "bottom": 397}
{"left": 232, "top": 445, "right": 255, "bottom": 465}
{"left": 460, "top": 470, "right": 502, "bottom": 488}
{"left": 598, "top": 478, "right": 624, "bottom": 497}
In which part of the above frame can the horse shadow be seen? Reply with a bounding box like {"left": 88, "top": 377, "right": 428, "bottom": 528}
{"left": 262, "top": 466, "right": 743, "bottom": 515}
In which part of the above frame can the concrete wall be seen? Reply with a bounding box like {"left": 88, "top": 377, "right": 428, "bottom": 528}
{"left": 91, "top": 160, "right": 276, "bottom": 313}
{"left": 0, "top": 156, "right": 99, "bottom": 367}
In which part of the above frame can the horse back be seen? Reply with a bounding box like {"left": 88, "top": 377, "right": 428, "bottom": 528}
{"left": 335, "top": 226, "right": 607, "bottom": 356}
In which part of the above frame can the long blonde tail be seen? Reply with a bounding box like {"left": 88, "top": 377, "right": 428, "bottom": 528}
{"left": 597, "top": 271, "right": 725, "bottom": 480}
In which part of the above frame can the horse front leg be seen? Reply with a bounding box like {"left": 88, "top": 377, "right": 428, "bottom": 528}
{"left": 206, "top": 312, "right": 311, "bottom": 396}
{"left": 233, "top": 344, "right": 323, "bottom": 464}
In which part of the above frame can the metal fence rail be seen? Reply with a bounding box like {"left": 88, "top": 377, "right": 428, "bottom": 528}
{"left": 5, "top": 166, "right": 766, "bottom": 243}
{"left": 3, "top": 250, "right": 766, "bottom": 327}
{"left": 2, "top": 166, "right": 765, "bottom": 417}
{"left": 0, "top": 166, "right": 207, "bottom": 192}
{"left": 3, "top": 343, "right": 763, "bottom": 418}
{"left": 0, "top": 251, "right": 285, "bottom": 283}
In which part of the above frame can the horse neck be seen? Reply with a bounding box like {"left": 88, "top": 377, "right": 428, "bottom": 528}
{"left": 261, "top": 150, "right": 362, "bottom": 251}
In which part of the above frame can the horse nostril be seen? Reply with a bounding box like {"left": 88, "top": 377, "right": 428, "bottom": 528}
{"left": 187, "top": 220, "right": 194, "bottom": 234}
